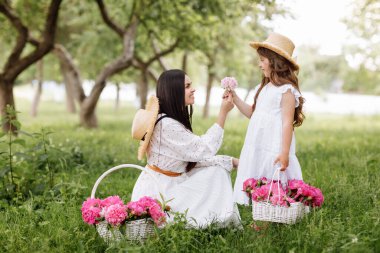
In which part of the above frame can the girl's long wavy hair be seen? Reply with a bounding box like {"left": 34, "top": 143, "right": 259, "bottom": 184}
{"left": 253, "top": 47, "right": 305, "bottom": 127}
{"left": 156, "top": 69, "right": 196, "bottom": 172}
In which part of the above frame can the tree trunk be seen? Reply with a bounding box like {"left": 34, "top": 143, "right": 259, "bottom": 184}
{"left": 0, "top": 0, "right": 62, "bottom": 133}
{"left": 79, "top": 98, "right": 98, "bottom": 128}
{"left": 59, "top": 58, "right": 77, "bottom": 114}
{"left": 202, "top": 69, "right": 215, "bottom": 118}
{"left": 79, "top": 17, "right": 138, "bottom": 128}
{"left": 182, "top": 52, "right": 188, "bottom": 72}
{"left": 115, "top": 82, "right": 120, "bottom": 111}
{"left": 64, "top": 75, "right": 76, "bottom": 113}
{"left": 54, "top": 44, "right": 85, "bottom": 105}
{"left": 0, "top": 79, "right": 16, "bottom": 133}
{"left": 31, "top": 60, "right": 44, "bottom": 117}
{"left": 139, "top": 70, "right": 149, "bottom": 108}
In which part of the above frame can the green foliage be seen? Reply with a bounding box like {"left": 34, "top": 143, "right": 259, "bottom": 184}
{"left": 344, "top": 0, "right": 380, "bottom": 71}
{"left": 0, "top": 106, "right": 89, "bottom": 205}
{"left": 297, "top": 44, "right": 380, "bottom": 95}
{"left": 343, "top": 64, "right": 380, "bottom": 94}
{"left": 298, "top": 46, "right": 347, "bottom": 92}
{"left": 0, "top": 101, "right": 379, "bottom": 252}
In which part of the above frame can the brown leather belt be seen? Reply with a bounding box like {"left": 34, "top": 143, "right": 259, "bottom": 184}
{"left": 147, "top": 164, "right": 182, "bottom": 177}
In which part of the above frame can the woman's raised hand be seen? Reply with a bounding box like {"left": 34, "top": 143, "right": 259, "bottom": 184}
{"left": 217, "top": 93, "right": 234, "bottom": 128}
{"left": 221, "top": 93, "right": 234, "bottom": 114}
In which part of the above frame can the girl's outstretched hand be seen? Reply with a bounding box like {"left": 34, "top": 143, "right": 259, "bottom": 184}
{"left": 274, "top": 153, "right": 289, "bottom": 171}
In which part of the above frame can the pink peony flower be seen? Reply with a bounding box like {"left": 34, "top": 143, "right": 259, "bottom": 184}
{"left": 307, "top": 186, "right": 324, "bottom": 207}
{"left": 221, "top": 77, "right": 238, "bottom": 91}
{"left": 270, "top": 193, "right": 287, "bottom": 206}
{"left": 252, "top": 184, "right": 271, "bottom": 201}
{"left": 149, "top": 204, "right": 166, "bottom": 226}
{"left": 288, "top": 180, "right": 307, "bottom": 190}
{"left": 81, "top": 198, "right": 102, "bottom": 225}
{"left": 243, "top": 178, "right": 257, "bottom": 196}
{"left": 258, "top": 177, "right": 269, "bottom": 186}
{"left": 270, "top": 181, "right": 286, "bottom": 196}
{"left": 126, "top": 196, "right": 167, "bottom": 225}
{"left": 101, "top": 195, "right": 124, "bottom": 208}
{"left": 104, "top": 204, "right": 127, "bottom": 226}
{"left": 126, "top": 201, "right": 146, "bottom": 216}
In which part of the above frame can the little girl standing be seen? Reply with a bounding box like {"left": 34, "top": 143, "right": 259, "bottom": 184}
{"left": 232, "top": 33, "right": 305, "bottom": 205}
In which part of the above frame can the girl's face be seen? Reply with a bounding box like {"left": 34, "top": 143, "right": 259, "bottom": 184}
{"left": 259, "top": 55, "right": 271, "bottom": 77}
{"left": 184, "top": 75, "right": 195, "bottom": 106}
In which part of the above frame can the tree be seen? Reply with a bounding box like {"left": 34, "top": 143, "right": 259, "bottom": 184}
{"left": 0, "top": 0, "right": 62, "bottom": 132}
{"left": 30, "top": 60, "right": 43, "bottom": 117}
{"left": 132, "top": 35, "right": 179, "bottom": 108}
{"left": 297, "top": 46, "right": 347, "bottom": 92}
{"left": 60, "top": 0, "right": 237, "bottom": 127}
{"left": 196, "top": 0, "right": 283, "bottom": 117}
{"left": 344, "top": 0, "right": 380, "bottom": 71}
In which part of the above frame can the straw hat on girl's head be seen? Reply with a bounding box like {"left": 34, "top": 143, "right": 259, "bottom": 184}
{"left": 131, "top": 96, "right": 159, "bottom": 160}
{"left": 249, "top": 32, "right": 299, "bottom": 70}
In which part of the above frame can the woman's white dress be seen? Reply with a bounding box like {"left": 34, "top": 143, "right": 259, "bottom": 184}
{"left": 131, "top": 115, "right": 241, "bottom": 228}
{"left": 233, "top": 83, "right": 303, "bottom": 205}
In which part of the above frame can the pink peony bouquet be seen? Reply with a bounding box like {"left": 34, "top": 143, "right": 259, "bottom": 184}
{"left": 243, "top": 177, "right": 324, "bottom": 208}
{"left": 221, "top": 77, "right": 238, "bottom": 91}
{"left": 126, "top": 196, "right": 167, "bottom": 226}
{"left": 81, "top": 195, "right": 168, "bottom": 227}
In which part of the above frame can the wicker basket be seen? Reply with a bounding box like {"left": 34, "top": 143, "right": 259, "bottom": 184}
{"left": 96, "top": 221, "right": 123, "bottom": 243}
{"left": 125, "top": 218, "right": 155, "bottom": 241}
{"left": 90, "top": 164, "right": 163, "bottom": 243}
{"left": 252, "top": 201, "right": 309, "bottom": 224}
{"left": 252, "top": 168, "right": 309, "bottom": 224}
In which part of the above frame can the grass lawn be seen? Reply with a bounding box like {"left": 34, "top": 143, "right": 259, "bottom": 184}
{"left": 0, "top": 100, "right": 379, "bottom": 252}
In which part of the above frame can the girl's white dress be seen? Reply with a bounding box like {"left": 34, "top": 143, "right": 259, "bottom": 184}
{"left": 131, "top": 115, "right": 241, "bottom": 228}
{"left": 233, "top": 83, "right": 303, "bottom": 205}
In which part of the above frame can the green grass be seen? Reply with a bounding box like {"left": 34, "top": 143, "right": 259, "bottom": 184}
{"left": 0, "top": 100, "right": 379, "bottom": 252}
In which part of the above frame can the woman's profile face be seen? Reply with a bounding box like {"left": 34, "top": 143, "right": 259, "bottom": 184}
{"left": 184, "top": 75, "right": 195, "bottom": 106}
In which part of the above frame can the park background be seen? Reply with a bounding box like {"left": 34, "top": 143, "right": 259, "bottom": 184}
{"left": 0, "top": 0, "right": 379, "bottom": 252}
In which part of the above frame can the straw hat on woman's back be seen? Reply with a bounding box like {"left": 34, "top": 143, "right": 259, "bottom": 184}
{"left": 131, "top": 96, "right": 159, "bottom": 160}
{"left": 249, "top": 32, "right": 299, "bottom": 70}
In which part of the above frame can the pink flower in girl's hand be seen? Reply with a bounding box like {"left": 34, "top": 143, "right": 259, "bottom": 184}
{"left": 81, "top": 198, "right": 102, "bottom": 225}
{"left": 221, "top": 77, "right": 238, "bottom": 91}
{"left": 243, "top": 178, "right": 257, "bottom": 196}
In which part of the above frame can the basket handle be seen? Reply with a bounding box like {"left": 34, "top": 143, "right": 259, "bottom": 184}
{"left": 266, "top": 165, "right": 287, "bottom": 203}
{"left": 90, "top": 164, "right": 163, "bottom": 199}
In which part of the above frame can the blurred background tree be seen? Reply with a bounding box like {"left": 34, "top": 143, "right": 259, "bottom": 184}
{"left": 0, "top": 0, "right": 62, "bottom": 132}
{"left": 1, "top": 0, "right": 380, "bottom": 132}
{"left": 342, "top": 0, "right": 380, "bottom": 94}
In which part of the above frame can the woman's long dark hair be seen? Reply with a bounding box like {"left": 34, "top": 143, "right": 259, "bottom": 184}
{"left": 156, "top": 69, "right": 196, "bottom": 172}
{"left": 253, "top": 47, "right": 305, "bottom": 127}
